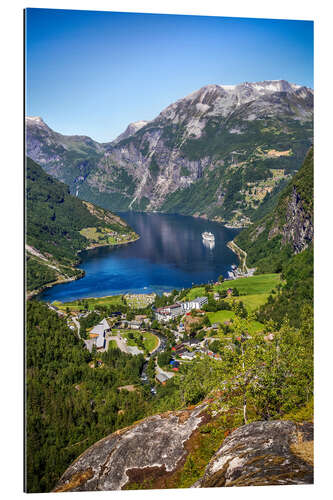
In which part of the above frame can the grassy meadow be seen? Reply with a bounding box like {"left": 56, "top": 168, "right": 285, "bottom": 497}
{"left": 53, "top": 294, "right": 123, "bottom": 311}
{"left": 120, "top": 330, "right": 159, "bottom": 353}
{"left": 207, "top": 310, "right": 264, "bottom": 333}
{"left": 185, "top": 274, "right": 280, "bottom": 317}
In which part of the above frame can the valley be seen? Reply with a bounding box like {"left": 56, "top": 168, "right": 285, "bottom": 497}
{"left": 25, "top": 83, "right": 314, "bottom": 493}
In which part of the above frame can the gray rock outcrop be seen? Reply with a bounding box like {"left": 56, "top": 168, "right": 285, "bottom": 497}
{"left": 54, "top": 407, "right": 313, "bottom": 492}
{"left": 282, "top": 186, "right": 314, "bottom": 253}
{"left": 194, "top": 420, "right": 313, "bottom": 487}
{"left": 54, "top": 404, "right": 208, "bottom": 492}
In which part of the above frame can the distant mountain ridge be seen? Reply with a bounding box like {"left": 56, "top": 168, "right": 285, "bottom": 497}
{"left": 112, "top": 120, "right": 149, "bottom": 144}
{"left": 26, "top": 80, "right": 313, "bottom": 225}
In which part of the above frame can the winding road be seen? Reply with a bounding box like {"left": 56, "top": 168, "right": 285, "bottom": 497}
{"left": 72, "top": 316, "right": 81, "bottom": 339}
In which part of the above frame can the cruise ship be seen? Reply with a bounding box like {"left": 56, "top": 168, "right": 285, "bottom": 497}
{"left": 202, "top": 231, "right": 215, "bottom": 242}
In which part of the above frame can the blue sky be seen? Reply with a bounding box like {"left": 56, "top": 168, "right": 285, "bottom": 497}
{"left": 25, "top": 9, "right": 313, "bottom": 142}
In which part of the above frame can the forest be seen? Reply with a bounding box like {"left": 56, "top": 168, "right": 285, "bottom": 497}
{"left": 26, "top": 157, "right": 136, "bottom": 291}
{"left": 26, "top": 300, "right": 150, "bottom": 492}
{"left": 25, "top": 148, "right": 314, "bottom": 492}
{"left": 26, "top": 260, "right": 313, "bottom": 493}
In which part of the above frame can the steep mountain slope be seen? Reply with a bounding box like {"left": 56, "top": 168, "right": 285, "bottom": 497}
{"left": 26, "top": 157, "right": 138, "bottom": 293}
{"left": 26, "top": 80, "right": 313, "bottom": 224}
{"left": 235, "top": 146, "right": 313, "bottom": 273}
{"left": 26, "top": 116, "right": 106, "bottom": 189}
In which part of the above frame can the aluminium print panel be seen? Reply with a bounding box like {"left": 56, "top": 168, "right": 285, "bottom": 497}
{"left": 25, "top": 7, "right": 314, "bottom": 493}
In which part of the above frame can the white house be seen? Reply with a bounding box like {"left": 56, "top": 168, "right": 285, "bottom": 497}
{"left": 182, "top": 296, "right": 208, "bottom": 312}
{"left": 87, "top": 318, "right": 111, "bottom": 351}
{"left": 180, "top": 351, "right": 196, "bottom": 360}
{"left": 127, "top": 320, "right": 142, "bottom": 330}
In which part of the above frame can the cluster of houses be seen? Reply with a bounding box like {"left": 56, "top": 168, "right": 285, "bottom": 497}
{"left": 171, "top": 341, "right": 201, "bottom": 361}
{"left": 155, "top": 296, "right": 208, "bottom": 322}
{"left": 168, "top": 339, "right": 223, "bottom": 366}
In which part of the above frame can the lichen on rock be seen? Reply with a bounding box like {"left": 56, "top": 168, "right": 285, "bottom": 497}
{"left": 54, "top": 404, "right": 208, "bottom": 492}
{"left": 194, "top": 420, "right": 313, "bottom": 488}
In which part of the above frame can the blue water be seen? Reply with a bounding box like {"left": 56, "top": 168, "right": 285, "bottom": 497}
{"left": 39, "top": 212, "right": 240, "bottom": 302}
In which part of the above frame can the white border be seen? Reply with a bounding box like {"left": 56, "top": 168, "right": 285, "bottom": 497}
{"left": 1, "top": 1, "right": 331, "bottom": 499}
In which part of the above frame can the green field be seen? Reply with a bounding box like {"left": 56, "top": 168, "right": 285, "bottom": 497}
{"left": 121, "top": 330, "right": 159, "bottom": 353}
{"left": 108, "top": 339, "right": 118, "bottom": 349}
{"left": 230, "top": 293, "right": 270, "bottom": 311}
{"left": 185, "top": 287, "right": 207, "bottom": 301}
{"left": 80, "top": 226, "right": 120, "bottom": 245}
{"left": 207, "top": 310, "right": 264, "bottom": 333}
{"left": 185, "top": 274, "right": 280, "bottom": 302}
{"left": 216, "top": 274, "right": 281, "bottom": 295}
{"left": 207, "top": 310, "right": 236, "bottom": 323}
{"left": 53, "top": 294, "right": 123, "bottom": 311}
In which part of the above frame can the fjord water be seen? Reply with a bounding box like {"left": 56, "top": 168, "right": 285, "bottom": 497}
{"left": 39, "top": 213, "right": 239, "bottom": 302}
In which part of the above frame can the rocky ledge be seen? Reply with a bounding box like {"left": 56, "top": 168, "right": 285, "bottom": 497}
{"left": 54, "top": 408, "right": 313, "bottom": 492}
{"left": 54, "top": 404, "right": 209, "bottom": 492}
{"left": 194, "top": 420, "right": 313, "bottom": 488}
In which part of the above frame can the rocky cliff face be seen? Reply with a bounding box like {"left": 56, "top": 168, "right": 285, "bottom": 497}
{"left": 281, "top": 185, "right": 314, "bottom": 253}
{"left": 26, "top": 80, "right": 313, "bottom": 224}
{"left": 235, "top": 147, "right": 313, "bottom": 272}
{"left": 54, "top": 404, "right": 313, "bottom": 492}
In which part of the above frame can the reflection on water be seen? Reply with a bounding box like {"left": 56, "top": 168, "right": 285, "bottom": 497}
{"left": 39, "top": 212, "right": 239, "bottom": 302}
{"left": 202, "top": 238, "right": 215, "bottom": 250}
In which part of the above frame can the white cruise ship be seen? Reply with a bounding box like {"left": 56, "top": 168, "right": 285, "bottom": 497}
{"left": 202, "top": 231, "right": 215, "bottom": 242}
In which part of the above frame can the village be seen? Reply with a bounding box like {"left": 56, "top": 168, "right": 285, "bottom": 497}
{"left": 47, "top": 273, "right": 279, "bottom": 391}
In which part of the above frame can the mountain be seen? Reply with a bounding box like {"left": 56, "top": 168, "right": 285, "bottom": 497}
{"left": 233, "top": 147, "right": 313, "bottom": 329}
{"left": 26, "top": 80, "right": 313, "bottom": 225}
{"left": 112, "top": 120, "right": 149, "bottom": 144}
{"left": 235, "top": 146, "right": 313, "bottom": 273}
{"left": 26, "top": 157, "right": 138, "bottom": 294}
{"left": 26, "top": 116, "right": 106, "bottom": 189}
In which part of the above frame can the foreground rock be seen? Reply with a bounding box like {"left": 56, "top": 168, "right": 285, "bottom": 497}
{"left": 54, "top": 406, "right": 313, "bottom": 492}
{"left": 54, "top": 404, "right": 209, "bottom": 492}
{"left": 194, "top": 420, "right": 313, "bottom": 487}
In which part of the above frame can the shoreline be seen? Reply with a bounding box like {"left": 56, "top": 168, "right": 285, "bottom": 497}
{"left": 131, "top": 210, "right": 250, "bottom": 230}
{"left": 27, "top": 234, "right": 140, "bottom": 300}
{"left": 80, "top": 234, "right": 140, "bottom": 253}
{"left": 30, "top": 215, "right": 247, "bottom": 303}
{"left": 26, "top": 271, "right": 85, "bottom": 300}
{"left": 227, "top": 240, "right": 248, "bottom": 274}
